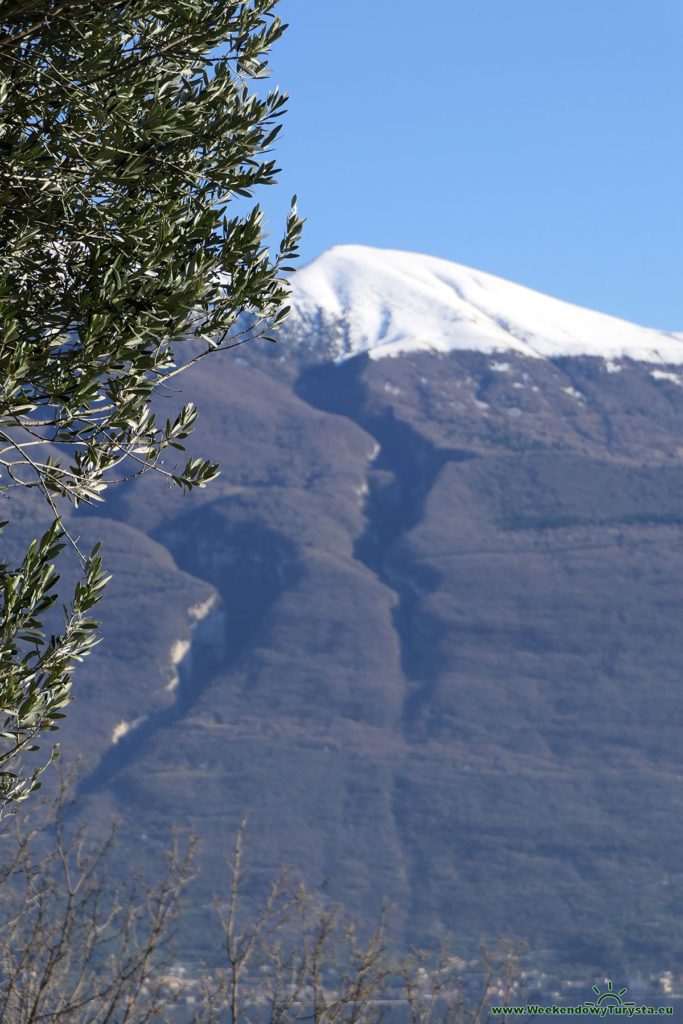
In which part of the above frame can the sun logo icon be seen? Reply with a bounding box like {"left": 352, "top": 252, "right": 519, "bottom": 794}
{"left": 585, "top": 981, "right": 635, "bottom": 1010}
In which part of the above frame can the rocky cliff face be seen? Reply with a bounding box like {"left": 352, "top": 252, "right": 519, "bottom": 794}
{"left": 42, "top": 248, "right": 683, "bottom": 971}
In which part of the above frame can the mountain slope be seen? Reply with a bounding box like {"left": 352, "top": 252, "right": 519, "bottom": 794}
{"left": 42, "top": 247, "right": 683, "bottom": 974}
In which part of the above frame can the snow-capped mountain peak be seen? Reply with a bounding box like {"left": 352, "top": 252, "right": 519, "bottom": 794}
{"left": 285, "top": 245, "right": 683, "bottom": 365}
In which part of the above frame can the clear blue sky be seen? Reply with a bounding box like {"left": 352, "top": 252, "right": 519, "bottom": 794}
{"left": 257, "top": 0, "right": 683, "bottom": 330}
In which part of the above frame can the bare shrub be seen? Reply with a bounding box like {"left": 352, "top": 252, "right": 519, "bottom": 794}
{"left": 0, "top": 790, "right": 520, "bottom": 1024}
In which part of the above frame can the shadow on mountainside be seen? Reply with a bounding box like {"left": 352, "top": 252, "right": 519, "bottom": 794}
{"left": 295, "top": 356, "right": 478, "bottom": 729}
{"left": 77, "top": 514, "right": 301, "bottom": 797}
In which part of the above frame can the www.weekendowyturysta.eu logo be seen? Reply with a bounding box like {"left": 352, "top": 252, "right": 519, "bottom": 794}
{"left": 585, "top": 982, "right": 635, "bottom": 1011}
{"left": 490, "top": 980, "right": 674, "bottom": 1017}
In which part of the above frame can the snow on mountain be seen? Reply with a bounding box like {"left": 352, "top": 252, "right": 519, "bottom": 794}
{"left": 286, "top": 244, "right": 683, "bottom": 365}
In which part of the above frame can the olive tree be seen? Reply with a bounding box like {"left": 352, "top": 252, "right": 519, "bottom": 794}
{"left": 0, "top": 0, "right": 302, "bottom": 805}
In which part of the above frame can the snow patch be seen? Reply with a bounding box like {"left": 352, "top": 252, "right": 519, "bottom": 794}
{"left": 111, "top": 716, "right": 147, "bottom": 744}
{"left": 188, "top": 593, "right": 219, "bottom": 622}
{"left": 111, "top": 720, "right": 131, "bottom": 744}
{"left": 166, "top": 638, "right": 191, "bottom": 693}
{"left": 171, "top": 638, "right": 190, "bottom": 664}
{"left": 651, "top": 369, "right": 683, "bottom": 386}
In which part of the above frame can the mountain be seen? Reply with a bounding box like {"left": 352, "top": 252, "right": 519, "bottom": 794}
{"left": 30, "top": 246, "right": 683, "bottom": 972}
{"left": 284, "top": 244, "right": 683, "bottom": 363}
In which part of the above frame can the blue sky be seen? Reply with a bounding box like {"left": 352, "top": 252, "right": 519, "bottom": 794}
{"left": 258, "top": 0, "right": 683, "bottom": 330}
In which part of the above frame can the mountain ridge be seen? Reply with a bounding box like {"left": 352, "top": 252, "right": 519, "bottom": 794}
{"left": 284, "top": 244, "right": 683, "bottom": 365}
